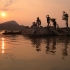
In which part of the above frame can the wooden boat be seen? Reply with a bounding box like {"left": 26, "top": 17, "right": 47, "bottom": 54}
{"left": 2, "top": 31, "right": 22, "bottom": 35}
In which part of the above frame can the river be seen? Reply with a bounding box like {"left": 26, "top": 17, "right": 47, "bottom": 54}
{"left": 0, "top": 34, "right": 70, "bottom": 70}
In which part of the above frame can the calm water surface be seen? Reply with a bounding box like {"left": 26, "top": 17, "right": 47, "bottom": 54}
{"left": 0, "top": 34, "right": 70, "bottom": 70}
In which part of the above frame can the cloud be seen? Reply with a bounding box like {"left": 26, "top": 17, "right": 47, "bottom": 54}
{"left": 0, "top": 0, "right": 18, "bottom": 11}
{"left": 0, "top": 8, "right": 14, "bottom": 11}
{"left": 0, "top": 8, "right": 9, "bottom": 11}
{"left": 4, "top": 0, "right": 14, "bottom": 7}
{"left": 0, "top": 7, "right": 23, "bottom": 12}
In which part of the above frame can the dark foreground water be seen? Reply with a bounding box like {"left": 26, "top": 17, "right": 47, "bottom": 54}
{"left": 0, "top": 34, "right": 70, "bottom": 70}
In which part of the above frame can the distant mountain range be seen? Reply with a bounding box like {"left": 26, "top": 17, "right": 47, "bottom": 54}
{"left": 0, "top": 21, "right": 25, "bottom": 31}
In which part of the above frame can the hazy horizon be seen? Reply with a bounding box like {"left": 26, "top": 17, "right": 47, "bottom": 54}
{"left": 0, "top": 0, "right": 70, "bottom": 27}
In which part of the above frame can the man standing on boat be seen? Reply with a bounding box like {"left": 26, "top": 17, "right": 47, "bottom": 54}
{"left": 36, "top": 17, "right": 41, "bottom": 27}
{"left": 62, "top": 11, "right": 69, "bottom": 28}
{"left": 46, "top": 15, "right": 50, "bottom": 27}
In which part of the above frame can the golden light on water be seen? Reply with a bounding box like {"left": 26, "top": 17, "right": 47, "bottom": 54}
{"left": 2, "top": 38, "right": 4, "bottom": 41}
{"left": 2, "top": 50, "right": 4, "bottom": 54}
{"left": 2, "top": 41, "right": 4, "bottom": 49}
{"left": 2, "top": 38, "right": 5, "bottom": 54}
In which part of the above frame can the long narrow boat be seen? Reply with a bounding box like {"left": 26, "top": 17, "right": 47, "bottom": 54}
{"left": 2, "top": 31, "right": 22, "bottom": 35}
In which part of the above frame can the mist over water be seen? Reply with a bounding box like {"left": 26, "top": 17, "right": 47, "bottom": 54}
{"left": 0, "top": 34, "right": 70, "bottom": 70}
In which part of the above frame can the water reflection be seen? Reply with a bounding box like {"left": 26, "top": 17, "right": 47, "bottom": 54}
{"left": 30, "top": 38, "right": 41, "bottom": 52}
{"left": 62, "top": 36, "right": 69, "bottom": 60}
{"left": 2, "top": 37, "right": 5, "bottom": 54}
{"left": 29, "top": 36, "right": 70, "bottom": 59}
{"left": 46, "top": 37, "right": 56, "bottom": 55}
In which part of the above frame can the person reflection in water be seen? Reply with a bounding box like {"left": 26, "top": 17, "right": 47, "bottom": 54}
{"left": 62, "top": 37, "right": 69, "bottom": 60}
{"left": 36, "top": 39, "right": 41, "bottom": 52}
{"left": 31, "top": 38, "right": 41, "bottom": 52}
{"left": 46, "top": 37, "right": 56, "bottom": 54}
{"left": 46, "top": 37, "right": 50, "bottom": 54}
{"left": 51, "top": 37, "right": 56, "bottom": 54}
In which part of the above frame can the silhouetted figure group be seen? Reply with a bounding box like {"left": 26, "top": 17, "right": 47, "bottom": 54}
{"left": 31, "top": 17, "right": 41, "bottom": 27}
{"left": 46, "top": 15, "right": 57, "bottom": 30}
{"left": 36, "top": 17, "right": 41, "bottom": 27}
{"left": 31, "top": 11, "right": 69, "bottom": 30}
{"left": 46, "top": 11, "right": 69, "bottom": 30}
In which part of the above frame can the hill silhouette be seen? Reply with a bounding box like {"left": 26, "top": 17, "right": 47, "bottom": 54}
{"left": 0, "top": 20, "right": 25, "bottom": 31}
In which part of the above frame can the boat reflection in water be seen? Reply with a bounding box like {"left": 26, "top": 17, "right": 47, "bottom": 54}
{"left": 29, "top": 36, "right": 70, "bottom": 59}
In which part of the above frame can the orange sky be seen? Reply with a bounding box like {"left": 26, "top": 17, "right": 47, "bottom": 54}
{"left": 0, "top": 0, "right": 70, "bottom": 27}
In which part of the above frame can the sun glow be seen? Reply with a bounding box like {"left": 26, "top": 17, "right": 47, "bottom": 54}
{"left": 1, "top": 12, "right": 7, "bottom": 17}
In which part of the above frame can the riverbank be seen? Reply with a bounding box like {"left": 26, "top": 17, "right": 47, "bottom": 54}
{"left": 22, "top": 26, "right": 70, "bottom": 37}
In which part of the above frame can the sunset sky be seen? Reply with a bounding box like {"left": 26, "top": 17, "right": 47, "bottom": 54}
{"left": 0, "top": 0, "right": 70, "bottom": 27}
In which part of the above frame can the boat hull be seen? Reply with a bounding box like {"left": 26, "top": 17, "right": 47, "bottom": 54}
{"left": 2, "top": 31, "right": 22, "bottom": 35}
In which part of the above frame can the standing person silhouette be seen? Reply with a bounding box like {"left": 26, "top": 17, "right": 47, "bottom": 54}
{"left": 62, "top": 11, "right": 69, "bottom": 28}
{"left": 51, "top": 18, "right": 57, "bottom": 30}
{"left": 46, "top": 15, "right": 50, "bottom": 27}
{"left": 36, "top": 17, "right": 41, "bottom": 27}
